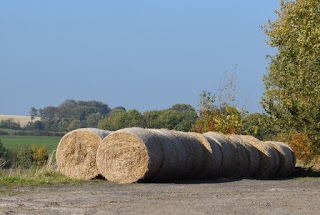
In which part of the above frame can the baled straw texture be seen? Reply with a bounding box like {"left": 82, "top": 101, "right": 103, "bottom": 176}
{"left": 96, "top": 127, "right": 163, "bottom": 184}
{"left": 266, "top": 141, "right": 295, "bottom": 177}
{"left": 189, "top": 132, "right": 222, "bottom": 179}
{"left": 238, "top": 135, "right": 275, "bottom": 178}
{"left": 265, "top": 142, "right": 281, "bottom": 177}
{"left": 283, "top": 143, "right": 296, "bottom": 169}
{"left": 228, "top": 135, "right": 249, "bottom": 178}
{"left": 56, "top": 128, "right": 111, "bottom": 180}
{"left": 233, "top": 135, "right": 260, "bottom": 177}
{"left": 203, "top": 132, "right": 238, "bottom": 178}
{"left": 170, "top": 131, "right": 206, "bottom": 179}
{"left": 150, "top": 129, "right": 187, "bottom": 181}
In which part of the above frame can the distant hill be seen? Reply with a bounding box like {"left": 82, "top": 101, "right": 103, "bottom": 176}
{"left": 0, "top": 115, "right": 41, "bottom": 127}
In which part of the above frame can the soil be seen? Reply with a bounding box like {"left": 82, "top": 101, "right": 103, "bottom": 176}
{"left": 0, "top": 178, "right": 320, "bottom": 215}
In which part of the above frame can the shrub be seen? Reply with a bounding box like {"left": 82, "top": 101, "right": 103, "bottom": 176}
{"left": 30, "top": 144, "right": 48, "bottom": 166}
{"left": 14, "top": 147, "right": 33, "bottom": 168}
{"left": 0, "top": 130, "right": 9, "bottom": 135}
{"left": 1, "top": 143, "right": 49, "bottom": 168}
{"left": 276, "top": 131, "right": 319, "bottom": 165}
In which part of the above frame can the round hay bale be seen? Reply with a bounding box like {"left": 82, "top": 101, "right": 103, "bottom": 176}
{"left": 56, "top": 128, "right": 111, "bottom": 180}
{"left": 234, "top": 135, "right": 260, "bottom": 177}
{"left": 203, "top": 132, "right": 239, "bottom": 178}
{"left": 266, "top": 141, "right": 295, "bottom": 177}
{"left": 150, "top": 129, "right": 187, "bottom": 181}
{"left": 282, "top": 142, "right": 296, "bottom": 171}
{"left": 189, "top": 132, "right": 222, "bottom": 179}
{"left": 96, "top": 127, "right": 163, "bottom": 184}
{"left": 170, "top": 131, "right": 206, "bottom": 179}
{"left": 265, "top": 142, "right": 281, "bottom": 177}
{"left": 228, "top": 135, "right": 249, "bottom": 178}
{"left": 238, "top": 135, "right": 275, "bottom": 178}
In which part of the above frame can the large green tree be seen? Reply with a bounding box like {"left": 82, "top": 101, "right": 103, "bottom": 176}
{"left": 261, "top": 0, "right": 320, "bottom": 144}
{"left": 98, "top": 109, "right": 145, "bottom": 131}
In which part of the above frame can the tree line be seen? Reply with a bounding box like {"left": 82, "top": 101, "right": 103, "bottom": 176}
{"left": 10, "top": 97, "right": 264, "bottom": 139}
{"left": 25, "top": 101, "right": 199, "bottom": 132}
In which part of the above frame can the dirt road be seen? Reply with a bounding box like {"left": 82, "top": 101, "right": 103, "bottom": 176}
{"left": 1, "top": 179, "right": 319, "bottom": 215}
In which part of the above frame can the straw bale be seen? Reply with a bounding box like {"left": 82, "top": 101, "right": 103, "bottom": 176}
{"left": 150, "top": 129, "right": 187, "bottom": 181}
{"left": 203, "top": 132, "right": 239, "bottom": 178}
{"left": 267, "top": 141, "right": 295, "bottom": 176}
{"left": 228, "top": 135, "right": 249, "bottom": 178}
{"left": 189, "top": 132, "right": 222, "bottom": 178}
{"left": 282, "top": 142, "right": 296, "bottom": 171}
{"left": 170, "top": 131, "right": 206, "bottom": 179}
{"left": 96, "top": 127, "right": 163, "bottom": 184}
{"left": 233, "top": 135, "right": 260, "bottom": 177}
{"left": 238, "top": 135, "right": 275, "bottom": 178}
{"left": 56, "top": 128, "right": 111, "bottom": 180}
{"left": 281, "top": 141, "right": 296, "bottom": 173}
{"left": 265, "top": 142, "right": 281, "bottom": 177}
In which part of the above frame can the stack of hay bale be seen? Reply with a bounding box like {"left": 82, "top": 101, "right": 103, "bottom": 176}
{"left": 56, "top": 127, "right": 296, "bottom": 183}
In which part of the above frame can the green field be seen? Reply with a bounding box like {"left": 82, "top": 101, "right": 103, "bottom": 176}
{"left": 0, "top": 135, "right": 60, "bottom": 155}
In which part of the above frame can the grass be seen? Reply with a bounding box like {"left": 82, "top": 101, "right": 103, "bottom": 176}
{"left": 0, "top": 135, "right": 60, "bottom": 155}
{"left": 0, "top": 166, "right": 83, "bottom": 186}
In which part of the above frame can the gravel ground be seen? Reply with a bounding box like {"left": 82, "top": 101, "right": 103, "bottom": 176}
{"left": 0, "top": 178, "right": 320, "bottom": 215}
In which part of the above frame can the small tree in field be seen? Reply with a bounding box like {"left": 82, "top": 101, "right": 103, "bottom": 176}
{"left": 192, "top": 70, "right": 246, "bottom": 134}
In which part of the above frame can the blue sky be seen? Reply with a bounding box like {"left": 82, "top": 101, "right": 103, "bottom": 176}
{"left": 0, "top": 0, "right": 279, "bottom": 115}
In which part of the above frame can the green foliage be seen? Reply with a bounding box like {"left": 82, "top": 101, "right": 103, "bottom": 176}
{"left": 275, "top": 130, "right": 319, "bottom": 165}
{"left": 98, "top": 109, "right": 144, "bottom": 131}
{"left": 192, "top": 91, "right": 245, "bottom": 134}
{"left": 34, "top": 100, "right": 111, "bottom": 131}
{"left": 68, "top": 119, "right": 81, "bottom": 131}
{"left": 26, "top": 120, "right": 45, "bottom": 130}
{"left": 3, "top": 144, "right": 49, "bottom": 169}
{"left": 29, "top": 100, "right": 197, "bottom": 132}
{"left": 0, "top": 119, "right": 21, "bottom": 130}
{"left": 261, "top": 0, "right": 320, "bottom": 145}
{"left": 192, "top": 69, "right": 246, "bottom": 134}
{"left": 109, "top": 106, "right": 126, "bottom": 116}
{"left": 57, "top": 119, "right": 70, "bottom": 132}
{"left": 0, "top": 167, "right": 82, "bottom": 186}
{"left": 0, "top": 130, "right": 9, "bottom": 135}
{"left": 156, "top": 105, "right": 197, "bottom": 131}
{"left": 0, "top": 139, "right": 5, "bottom": 157}
{"left": 242, "top": 113, "right": 274, "bottom": 140}
{"left": 29, "top": 145, "right": 48, "bottom": 166}
{"left": 143, "top": 110, "right": 162, "bottom": 128}
{"left": 98, "top": 104, "right": 197, "bottom": 132}
{"left": 86, "top": 113, "right": 101, "bottom": 127}
{"left": 0, "top": 139, "right": 14, "bottom": 168}
{"left": 14, "top": 147, "right": 33, "bottom": 168}
{"left": 29, "top": 107, "right": 38, "bottom": 121}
